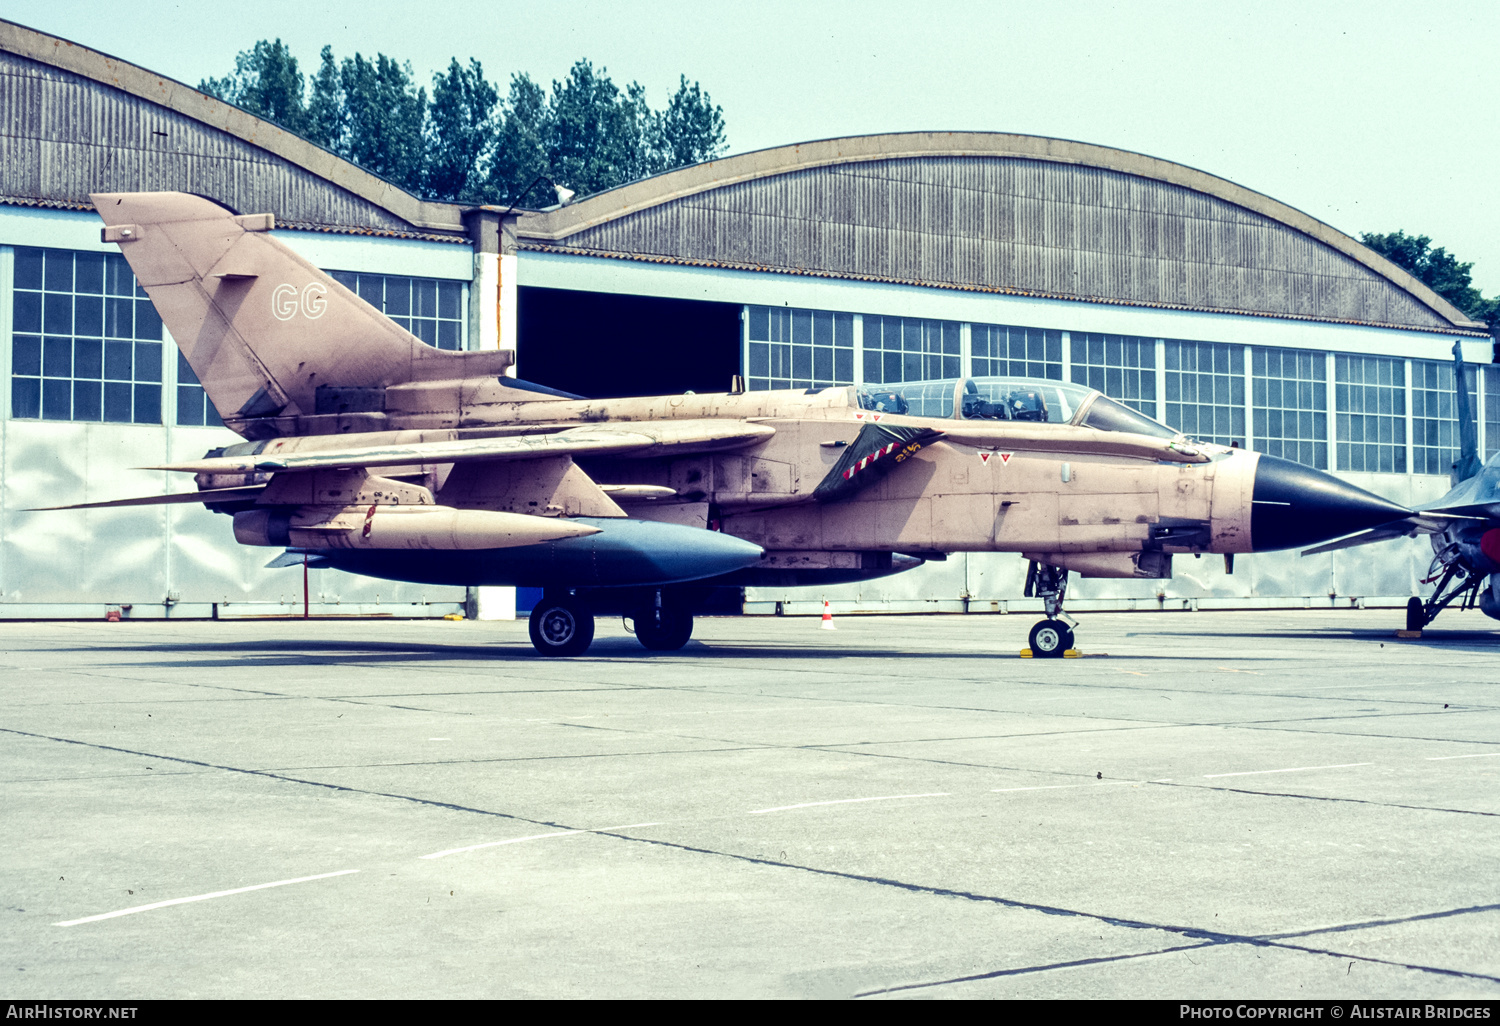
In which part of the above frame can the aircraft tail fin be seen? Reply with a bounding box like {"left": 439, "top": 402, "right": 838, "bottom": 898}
{"left": 1452, "top": 341, "right": 1482, "bottom": 486}
{"left": 92, "top": 191, "right": 513, "bottom": 439}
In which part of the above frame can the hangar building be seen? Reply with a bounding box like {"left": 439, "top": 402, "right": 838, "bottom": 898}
{"left": 0, "top": 18, "right": 1493, "bottom": 619}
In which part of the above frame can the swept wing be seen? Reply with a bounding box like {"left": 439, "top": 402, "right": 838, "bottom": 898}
{"left": 146, "top": 420, "right": 776, "bottom": 475}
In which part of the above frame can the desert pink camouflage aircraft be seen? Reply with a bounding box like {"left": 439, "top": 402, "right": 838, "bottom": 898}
{"left": 47, "top": 192, "right": 1417, "bottom": 656}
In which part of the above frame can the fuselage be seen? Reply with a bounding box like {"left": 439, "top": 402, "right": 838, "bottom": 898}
{"left": 203, "top": 376, "right": 1412, "bottom": 588}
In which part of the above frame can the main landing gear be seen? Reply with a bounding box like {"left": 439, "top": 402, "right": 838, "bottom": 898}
{"left": 1025, "top": 561, "right": 1076, "bottom": 658}
{"left": 528, "top": 592, "right": 595, "bottom": 657}
{"left": 526, "top": 588, "right": 696, "bottom": 656}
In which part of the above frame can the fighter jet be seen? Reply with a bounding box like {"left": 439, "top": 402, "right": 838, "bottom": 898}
{"left": 41, "top": 191, "right": 1418, "bottom": 657}
{"left": 1303, "top": 343, "right": 1500, "bottom": 632}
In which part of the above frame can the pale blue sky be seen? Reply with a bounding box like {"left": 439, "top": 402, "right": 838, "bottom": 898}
{"left": 5, "top": 0, "right": 1498, "bottom": 295}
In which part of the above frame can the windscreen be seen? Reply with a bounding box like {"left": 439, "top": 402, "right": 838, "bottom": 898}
{"left": 1079, "top": 395, "right": 1181, "bottom": 439}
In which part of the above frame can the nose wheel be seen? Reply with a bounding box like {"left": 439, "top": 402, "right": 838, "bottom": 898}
{"left": 1028, "top": 618, "right": 1074, "bottom": 657}
{"left": 1025, "top": 561, "right": 1076, "bottom": 658}
{"left": 528, "top": 593, "right": 595, "bottom": 656}
{"left": 632, "top": 591, "right": 694, "bottom": 651}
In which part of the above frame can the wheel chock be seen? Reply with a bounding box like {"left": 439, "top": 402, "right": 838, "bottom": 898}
{"left": 1019, "top": 648, "right": 1033, "bottom": 658}
{"left": 1395, "top": 629, "right": 1422, "bottom": 639}
{"left": 443, "top": 613, "right": 465, "bottom": 621}
{"left": 1064, "top": 649, "right": 1082, "bottom": 658}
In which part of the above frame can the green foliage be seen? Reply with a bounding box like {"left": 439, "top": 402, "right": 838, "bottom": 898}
{"left": 1361, "top": 230, "right": 1493, "bottom": 325}
{"left": 426, "top": 59, "right": 499, "bottom": 202}
{"left": 198, "top": 39, "right": 310, "bottom": 136}
{"left": 340, "top": 54, "right": 427, "bottom": 189}
{"left": 200, "top": 41, "right": 729, "bottom": 206}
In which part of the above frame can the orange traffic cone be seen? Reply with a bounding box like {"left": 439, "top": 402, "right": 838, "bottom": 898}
{"left": 820, "top": 599, "right": 836, "bottom": 630}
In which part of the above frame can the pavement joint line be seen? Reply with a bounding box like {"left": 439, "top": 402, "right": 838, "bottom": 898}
{"left": 855, "top": 941, "right": 1224, "bottom": 996}
{"left": 53, "top": 869, "right": 360, "bottom": 927}
{"left": 574, "top": 831, "right": 1500, "bottom": 987}
{"left": 1260, "top": 901, "right": 1500, "bottom": 942}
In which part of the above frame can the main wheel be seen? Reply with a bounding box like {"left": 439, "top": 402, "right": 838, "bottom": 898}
{"left": 1405, "top": 596, "right": 1426, "bottom": 632}
{"left": 528, "top": 596, "right": 595, "bottom": 657}
{"left": 633, "top": 606, "right": 693, "bottom": 651}
{"left": 1028, "top": 618, "right": 1074, "bottom": 658}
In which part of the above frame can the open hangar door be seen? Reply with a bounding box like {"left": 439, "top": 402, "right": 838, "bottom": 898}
{"left": 516, "top": 287, "right": 743, "bottom": 399}
{"left": 512, "top": 287, "right": 746, "bottom": 616}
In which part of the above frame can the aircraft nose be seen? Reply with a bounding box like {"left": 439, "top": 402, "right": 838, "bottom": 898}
{"left": 1251, "top": 454, "right": 1412, "bottom": 551}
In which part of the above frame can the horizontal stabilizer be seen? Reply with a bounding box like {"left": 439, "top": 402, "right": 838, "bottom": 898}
{"left": 264, "top": 551, "right": 331, "bottom": 569}
{"left": 1424, "top": 501, "right": 1500, "bottom": 519}
{"left": 143, "top": 420, "right": 776, "bottom": 474}
{"left": 1296, "top": 513, "right": 1470, "bottom": 555}
{"left": 27, "top": 485, "right": 267, "bottom": 511}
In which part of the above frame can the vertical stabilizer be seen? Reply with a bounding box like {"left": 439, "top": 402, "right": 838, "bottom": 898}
{"left": 1452, "top": 341, "right": 1481, "bottom": 486}
{"left": 92, "top": 191, "right": 513, "bottom": 438}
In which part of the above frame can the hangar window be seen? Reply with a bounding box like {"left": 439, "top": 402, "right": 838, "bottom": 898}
{"left": 328, "top": 271, "right": 465, "bottom": 350}
{"left": 862, "top": 315, "right": 960, "bottom": 385}
{"left": 970, "top": 324, "right": 1062, "bottom": 380}
{"left": 745, "top": 306, "right": 854, "bottom": 391}
{"left": 1251, "top": 347, "right": 1326, "bottom": 470}
{"left": 1411, "top": 359, "right": 1477, "bottom": 476}
{"left": 1069, "top": 333, "right": 1156, "bottom": 417}
{"left": 1164, "top": 340, "right": 1244, "bottom": 447}
{"left": 11, "top": 247, "right": 162, "bottom": 424}
{"left": 1335, "top": 355, "right": 1405, "bottom": 473}
{"left": 1485, "top": 365, "right": 1500, "bottom": 461}
{"left": 176, "top": 352, "right": 223, "bottom": 427}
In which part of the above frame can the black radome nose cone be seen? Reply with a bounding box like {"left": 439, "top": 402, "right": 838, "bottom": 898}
{"left": 1251, "top": 454, "right": 1412, "bottom": 551}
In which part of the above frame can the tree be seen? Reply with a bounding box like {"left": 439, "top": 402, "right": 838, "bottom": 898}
{"left": 483, "top": 73, "right": 551, "bottom": 207}
{"left": 198, "top": 39, "right": 309, "bottom": 136}
{"left": 426, "top": 58, "right": 499, "bottom": 202}
{"left": 305, "top": 46, "right": 343, "bottom": 152}
{"left": 198, "top": 41, "right": 730, "bottom": 206}
{"left": 648, "top": 75, "right": 727, "bottom": 174}
{"left": 339, "top": 53, "right": 427, "bottom": 193}
{"left": 546, "top": 60, "right": 650, "bottom": 198}
{"left": 1361, "top": 230, "right": 1496, "bottom": 326}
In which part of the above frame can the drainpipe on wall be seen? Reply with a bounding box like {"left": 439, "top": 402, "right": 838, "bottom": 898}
{"left": 460, "top": 206, "right": 522, "bottom": 620}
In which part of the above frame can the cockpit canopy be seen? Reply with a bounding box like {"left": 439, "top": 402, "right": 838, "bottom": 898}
{"left": 854, "top": 377, "right": 1181, "bottom": 440}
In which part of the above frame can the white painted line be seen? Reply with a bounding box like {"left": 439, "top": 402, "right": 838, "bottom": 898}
{"left": 419, "top": 822, "right": 663, "bottom": 860}
{"left": 420, "top": 831, "right": 581, "bottom": 859}
{"left": 990, "top": 781, "right": 1137, "bottom": 793}
{"left": 1426, "top": 752, "right": 1500, "bottom": 761}
{"left": 1204, "top": 762, "right": 1372, "bottom": 779}
{"left": 54, "top": 869, "right": 359, "bottom": 927}
{"left": 748, "top": 793, "right": 949, "bottom": 815}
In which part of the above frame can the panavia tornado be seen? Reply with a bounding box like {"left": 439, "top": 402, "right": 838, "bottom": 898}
{"left": 1304, "top": 343, "right": 1500, "bottom": 632}
{"left": 46, "top": 191, "right": 1416, "bottom": 657}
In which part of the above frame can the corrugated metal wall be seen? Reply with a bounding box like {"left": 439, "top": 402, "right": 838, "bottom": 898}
{"left": 553, "top": 157, "right": 1448, "bottom": 331}
{"left": 0, "top": 50, "right": 417, "bottom": 233}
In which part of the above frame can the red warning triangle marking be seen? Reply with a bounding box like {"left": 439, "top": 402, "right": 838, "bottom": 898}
{"left": 999, "top": 451, "right": 1014, "bottom": 465}
{"left": 871, "top": 413, "right": 882, "bottom": 421}
{"left": 979, "top": 451, "right": 992, "bottom": 465}
{"left": 853, "top": 412, "right": 866, "bottom": 420}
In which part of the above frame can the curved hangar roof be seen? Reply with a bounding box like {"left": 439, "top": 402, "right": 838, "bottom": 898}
{"left": 0, "top": 18, "right": 466, "bottom": 241}
{"left": 517, "top": 133, "right": 1485, "bottom": 335}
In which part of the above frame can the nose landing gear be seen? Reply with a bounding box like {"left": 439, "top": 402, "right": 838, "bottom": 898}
{"left": 631, "top": 590, "right": 694, "bottom": 651}
{"left": 1025, "top": 561, "right": 1076, "bottom": 658}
